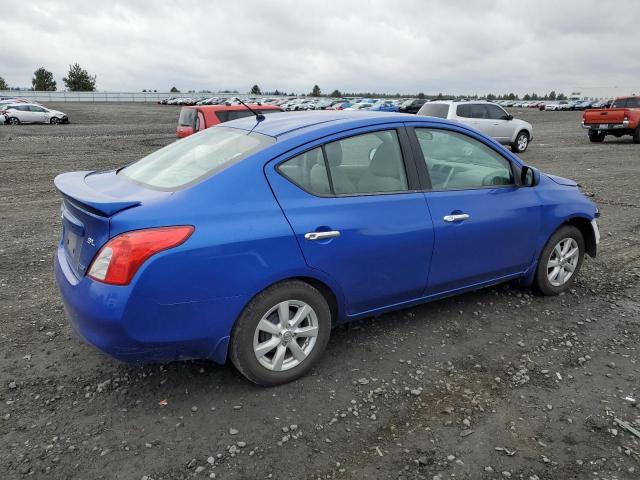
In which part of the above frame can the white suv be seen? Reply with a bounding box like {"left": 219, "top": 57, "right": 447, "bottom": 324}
{"left": 417, "top": 101, "right": 533, "bottom": 153}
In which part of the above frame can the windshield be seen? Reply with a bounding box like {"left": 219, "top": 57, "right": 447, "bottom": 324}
{"left": 417, "top": 103, "right": 449, "bottom": 118}
{"left": 119, "top": 126, "right": 275, "bottom": 190}
{"left": 178, "top": 108, "right": 197, "bottom": 127}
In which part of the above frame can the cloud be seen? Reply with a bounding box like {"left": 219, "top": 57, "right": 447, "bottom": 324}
{"left": 1, "top": 0, "right": 638, "bottom": 97}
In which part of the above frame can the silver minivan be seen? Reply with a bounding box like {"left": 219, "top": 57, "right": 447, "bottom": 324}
{"left": 417, "top": 101, "right": 533, "bottom": 153}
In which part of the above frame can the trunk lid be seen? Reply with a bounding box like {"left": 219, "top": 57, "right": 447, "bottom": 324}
{"left": 55, "top": 170, "right": 171, "bottom": 278}
{"left": 583, "top": 108, "right": 626, "bottom": 125}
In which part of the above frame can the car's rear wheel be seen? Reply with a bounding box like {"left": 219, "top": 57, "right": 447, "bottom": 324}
{"left": 633, "top": 126, "right": 640, "bottom": 144}
{"left": 588, "top": 130, "right": 605, "bottom": 143}
{"left": 50, "top": 117, "right": 60, "bottom": 124}
{"left": 230, "top": 280, "right": 331, "bottom": 386}
{"left": 533, "top": 225, "right": 585, "bottom": 296}
{"left": 8, "top": 117, "right": 20, "bottom": 125}
{"left": 511, "top": 131, "right": 529, "bottom": 153}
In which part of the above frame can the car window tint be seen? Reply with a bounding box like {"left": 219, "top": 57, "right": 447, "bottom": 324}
{"left": 625, "top": 97, "right": 639, "bottom": 108}
{"left": 324, "top": 130, "right": 408, "bottom": 194}
{"left": 456, "top": 104, "right": 471, "bottom": 118}
{"left": 415, "top": 129, "right": 514, "bottom": 190}
{"left": 226, "top": 110, "right": 255, "bottom": 122}
{"left": 418, "top": 103, "right": 449, "bottom": 118}
{"left": 469, "top": 104, "right": 489, "bottom": 119}
{"left": 486, "top": 105, "right": 507, "bottom": 120}
{"left": 119, "top": 126, "right": 275, "bottom": 190}
{"left": 278, "top": 148, "right": 329, "bottom": 195}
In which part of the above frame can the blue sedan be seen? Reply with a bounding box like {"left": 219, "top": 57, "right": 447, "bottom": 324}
{"left": 54, "top": 111, "right": 599, "bottom": 385}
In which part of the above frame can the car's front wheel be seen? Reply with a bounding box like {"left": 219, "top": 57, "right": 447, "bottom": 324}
{"left": 50, "top": 117, "right": 60, "bottom": 124}
{"left": 511, "top": 131, "right": 529, "bottom": 153}
{"left": 533, "top": 225, "right": 585, "bottom": 296}
{"left": 230, "top": 280, "right": 332, "bottom": 386}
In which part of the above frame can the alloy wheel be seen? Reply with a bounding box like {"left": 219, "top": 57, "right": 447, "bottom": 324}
{"left": 517, "top": 134, "right": 528, "bottom": 151}
{"left": 252, "top": 300, "right": 319, "bottom": 371}
{"left": 547, "top": 237, "right": 579, "bottom": 287}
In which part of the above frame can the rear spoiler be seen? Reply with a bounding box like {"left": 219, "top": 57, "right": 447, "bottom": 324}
{"left": 54, "top": 171, "right": 141, "bottom": 216}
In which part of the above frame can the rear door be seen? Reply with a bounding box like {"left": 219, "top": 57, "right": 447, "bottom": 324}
{"left": 266, "top": 126, "right": 434, "bottom": 316}
{"left": 408, "top": 124, "right": 540, "bottom": 294}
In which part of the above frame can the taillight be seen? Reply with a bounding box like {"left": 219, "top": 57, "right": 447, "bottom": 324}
{"left": 88, "top": 226, "right": 194, "bottom": 285}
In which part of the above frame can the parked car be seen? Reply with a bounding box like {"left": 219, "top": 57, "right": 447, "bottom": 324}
{"left": 574, "top": 101, "right": 593, "bottom": 111}
{"left": 176, "top": 104, "right": 282, "bottom": 138}
{"left": 417, "top": 100, "right": 533, "bottom": 153}
{"left": 582, "top": 96, "right": 640, "bottom": 143}
{"left": 54, "top": 111, "right": 599, "bottom": 386}
{"left": 370, "top": 100, "right": 399, "bottom": 112}
{"left": 399, "top": 98, "right": 427, "bottom": 114}
{"left": 2, "top": 103, "right": 69, "bottom": 124}
{"left": 545, "top": 101, "right": 566, "bottom": 111}
{"left": 344, "top": 103, "right": 373, "bottom": 111}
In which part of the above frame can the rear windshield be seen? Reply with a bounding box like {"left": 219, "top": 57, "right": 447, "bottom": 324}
{"left": 418, "top": 103, "right": 449, "bottom": 118}
{"left": 119, "top": 126, "right": 275, "bottom": 190}
{"left": 612, "top": 98, "right": 640, "bottom": 108}
{"left": 178, "top": 108, "right": 196, "bottom": 126}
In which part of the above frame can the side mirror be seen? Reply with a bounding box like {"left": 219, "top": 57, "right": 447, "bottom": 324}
{"left": 504, "top": 114, "right": 513, "bottom": 121}
{"left": 520, "top": 165, "right": 539, "bottom": 187}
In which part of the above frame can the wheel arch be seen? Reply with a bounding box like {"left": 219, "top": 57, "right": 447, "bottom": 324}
{"left": 563, "top": 216, "right": 597, "bottom": 257}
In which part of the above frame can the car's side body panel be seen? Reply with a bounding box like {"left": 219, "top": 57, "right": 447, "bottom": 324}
{"left": 53, "top": 112, "right": 599, "bottom": 366}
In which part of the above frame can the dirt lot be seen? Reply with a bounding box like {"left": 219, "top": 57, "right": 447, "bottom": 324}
{"left": 1, "top": 103, "right": 639, "bottom": 480}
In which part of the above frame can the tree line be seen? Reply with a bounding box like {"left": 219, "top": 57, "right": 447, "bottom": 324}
{"left": 245, "top": 84, "right": 569, "bottom": 100}
{"left": 0, "top": 64, "right": 97, "bottom": 92}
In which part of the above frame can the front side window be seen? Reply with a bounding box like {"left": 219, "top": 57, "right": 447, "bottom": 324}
{"left": 486, "top": 104, "right": 508, "bottom": 120}
{"left": 324, "top": 130, "right": 408, "bottom": 194}
{"left": 119, "top": 126, "right": 275, "bottom": 190}
{"left": 415, "top": 128, "right": 513, "bottom": 190}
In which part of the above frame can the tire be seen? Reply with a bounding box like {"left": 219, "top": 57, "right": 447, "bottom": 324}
{"left": 533, "top": 225, "right": 585, "bottom": 296}
{"left": 511, "top": 131, "right": 529, "bottom": 153}
{"left": 229, "top": 280, "right": 332, "bottom": 386}
{"left": 8, "top": 117, "right": 20, "bottom": 125}
{"left": 50, "top": 117, "right": 60, "bottom": 124}
{"left": 633, "top": 126, "right": 640, "bottom": 144}
{"left": 588, "top": 130, "right": 605, "bottom": 143}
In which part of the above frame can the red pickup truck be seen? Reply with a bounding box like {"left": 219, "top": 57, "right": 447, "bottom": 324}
{"left": 582, "top": 96, "right": 640, "bottom": 143}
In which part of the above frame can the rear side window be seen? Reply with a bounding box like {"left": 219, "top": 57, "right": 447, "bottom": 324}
{"left": 325, "top": 130, "right": 408, "bottom": 194}
{"left": 277, "top": 130, "right": 409, "bottom": 196}
{"left": 277, "top": 148, "right": 330, "bottom": 195}
{"left": 418, "top": 103, "right": 449, "bottom": 118}
{"left": 119, "top": 126, "right": 275, "bottom": 190}
{"left": 612, "top": 98, "right": 640, "bottom": 108}
{"left": 217, "top": 109, "right": 281, "bottom": 123}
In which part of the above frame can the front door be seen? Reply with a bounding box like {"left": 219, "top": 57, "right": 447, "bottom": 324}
{"left": 410, "top": 126, "right": 541, "bottom": 294}
{"left": 267, "top": 127, "right": 434, "bottom": 316}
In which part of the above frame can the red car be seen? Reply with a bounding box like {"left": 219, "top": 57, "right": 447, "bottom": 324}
{"left": 176, "top": 104, "right": 282, "bottom": 138}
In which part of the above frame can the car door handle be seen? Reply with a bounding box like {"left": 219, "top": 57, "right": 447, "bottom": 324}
{"left": 443, "top": 214, "right": 470, "bottom": 223}
{"left": 304, "top": 230, "right": 341, "bottom": 241}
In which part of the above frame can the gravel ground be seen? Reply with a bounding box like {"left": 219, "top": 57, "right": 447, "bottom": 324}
{"left": 0, "top": 103, "right": 639, "bottom": 480}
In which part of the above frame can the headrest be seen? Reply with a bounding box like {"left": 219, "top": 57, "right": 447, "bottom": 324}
{"left": 370, "top": 142, "right": 402, "bottom": 178}
{"left": 324, "top": 142, "right": 343, "bottom": 167}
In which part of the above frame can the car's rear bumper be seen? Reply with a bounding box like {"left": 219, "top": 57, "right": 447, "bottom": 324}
{"left": 582, "top": 120, "right": 630, "bottom": 130}
{"left": 54, "top": 245, "right": 231, "bottom": 364}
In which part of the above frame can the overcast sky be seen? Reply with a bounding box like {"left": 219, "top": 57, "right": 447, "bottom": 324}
{"left": 1, "top": 0, "right": 639, "bottom": 97}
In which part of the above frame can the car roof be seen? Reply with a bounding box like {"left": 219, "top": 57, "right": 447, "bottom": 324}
{"left": 222, "top": 110, "right": 452, "bottom": 138}
{"left": 185, "top": 104, "right": 281, "bottom": 112}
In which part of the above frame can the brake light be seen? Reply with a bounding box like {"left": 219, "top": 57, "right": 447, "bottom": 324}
{"left": 88, "top": 226, "right": 194, "bottom": 285}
